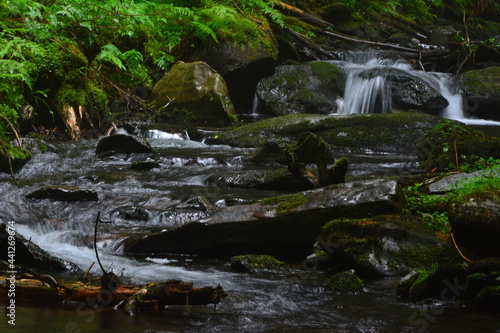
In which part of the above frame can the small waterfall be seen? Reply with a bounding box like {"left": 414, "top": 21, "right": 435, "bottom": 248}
{"left": 251, "top": 93, "right": 261, "bottom": 117}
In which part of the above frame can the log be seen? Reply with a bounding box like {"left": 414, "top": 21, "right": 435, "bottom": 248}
{"left": 278, "top": 1, "right": 333, "bottom": 29}
{"left": 0, "top": 276, "right": 227, "bottom": 312}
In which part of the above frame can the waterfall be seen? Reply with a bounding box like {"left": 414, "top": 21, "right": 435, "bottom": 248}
{"left": 251, "top": 93, "right": 261, "bottom": 116}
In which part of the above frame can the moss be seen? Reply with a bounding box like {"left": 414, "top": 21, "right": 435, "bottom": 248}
{"left": 231, "top": 254, "right": 288, "bottom": 273}
{"left": 261, "top": 192, "right": 308, "bottom": 215}
{"left": 310, "top": 61, "right": 344, "bottom": 89}
{"left": 462, "top": 67, "right": 500, "bottom": 97}
{"left": 324, "top": 270, "right": 364, "bottom": 294}
{"left": 475, "top": 285, "right": 500, "bottom": 312}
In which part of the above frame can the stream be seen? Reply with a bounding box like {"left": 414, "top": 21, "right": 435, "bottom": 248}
{"left": 1, "top": 53, "right": 500, "bottom": 332}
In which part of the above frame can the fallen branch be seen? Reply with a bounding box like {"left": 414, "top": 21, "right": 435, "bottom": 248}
{"left": 284, "top": 27, "right": 338, "bottom": 60}
{"left": 278, "top": 1, "right": 333, "bottom": 29}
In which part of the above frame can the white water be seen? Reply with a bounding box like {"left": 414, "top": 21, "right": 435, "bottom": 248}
{"left": 336, "top": 55, "right": 500, "bottom": 126}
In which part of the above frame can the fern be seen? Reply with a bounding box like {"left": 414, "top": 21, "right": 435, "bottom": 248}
{"left": 96, "top": 44, "right": 126, "bottom": 71}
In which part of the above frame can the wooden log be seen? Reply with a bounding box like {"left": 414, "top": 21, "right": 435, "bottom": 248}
{"left": 0, "top": 276, "right": 227, "bottom": 312}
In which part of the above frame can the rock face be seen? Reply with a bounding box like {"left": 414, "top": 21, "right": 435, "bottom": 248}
{"left": 124, "top": 179, "right": 399, "bottom": 259}
{"left": 461, "top": 66, "right": 500, "bottom": 121}
{"left": 256, "top": 62, "right": 345, "bottom": 116}
{"left": 149, "top": 61, "right": 236, "bottom": 124}
{"left": 26, "top": 186, "right": 98, "bottom": 202}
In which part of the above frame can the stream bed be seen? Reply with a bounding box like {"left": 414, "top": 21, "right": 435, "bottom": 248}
{"left": 1, "top": 125, "right": 499, "bottom": 332}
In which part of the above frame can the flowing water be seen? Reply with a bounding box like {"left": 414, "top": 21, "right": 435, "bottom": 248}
{"left": 1, "top": 125, "right": 499, "bottom": 332}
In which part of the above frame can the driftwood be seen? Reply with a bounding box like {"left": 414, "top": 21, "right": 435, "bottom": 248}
{"left": 0, "top": 275, "right": 227, "bottom": 314}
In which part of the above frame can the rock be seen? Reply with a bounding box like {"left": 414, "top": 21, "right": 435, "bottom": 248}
{"left": 317, "top": 215, "right": 459, "bottom": 278}
{"left": 428, "top": 26, "right": 459, "bottom": 46}
{"left": 111, "top": 206, "right": 152, "bottom": 222}
{"left": 448, "top": 190, "right": 500, "bottom": 257}
{"left": 256, "top": 62, "right": 344, "bottom": 116}
{"left": 210, "top": 112, "right": 444, "bottom": 155}
{"left": 216, "top": 168, "right": 310, "bottom": 191}
{"left": 26, "top": 186, "right": 98, "bottom": 202}
{"left": 148, "top": 61, "right": 236, "bottom": 124}
{"left": 96, "top": 134, "right": 154, "bottom": 158}
{"left": 124, "top": 179, "right": 399, "bottom": 259}
{"left": 324, "top": 270, "right": 364, "bottom": 294}
{"left": 460, "top": 67, "right": 500, "bottom": 121}
{"left": 416, "top": 119, "right": 500, "bottom": 172}
{"left": 359, "top": 67, "right": 449, "bottom": 112}
{"left": 0, "top": 222, "right": 80, "bottom": 273}
{"left": 230, "top": 254, "right": 289, "bottom": 274}
{"left": 129, "top": 160, "right": 160, "bottom": 171}
{"left": 427, "top": 168, "right": 500, "bottom": 194}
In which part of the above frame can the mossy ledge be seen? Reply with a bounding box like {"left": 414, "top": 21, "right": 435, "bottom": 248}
{"left": 261, "top": 192, "right": 308, "bottom": 215}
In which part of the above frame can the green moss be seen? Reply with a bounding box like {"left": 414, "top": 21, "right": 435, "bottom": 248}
{"left": 462, "top": 67, "right": 500, "bottom": 97}
{"left": 231, "top": 254, "right": 288, "bottom": 273}
{"left": 310, "top": 61, "right": 344, "bottom": 89}
{"left": 324, "top": 270, "right": 364, "bottom": 294}
{"left": 261, "top": 192, "right": 308, "bottom": 215}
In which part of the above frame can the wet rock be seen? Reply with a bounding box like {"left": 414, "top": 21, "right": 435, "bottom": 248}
{"left": 210, "top": 112, "right": 444, "bottom": 155}
{"left": 448, "top": 190, "right": 500, "bottom": 257}
{"left": 111, "top": 206, "right": 152, "bottom": 222}
{"left": 0, "top": 222, "right": 80, "bottom": 273}
{"left": 129, "top": 160, "right": 160, "bottom": 171}
{"left": 316, "top": 215, "right": 458, "bottom": 278}
{"left": 324, "top": 270, "right": 364, "bottom": 294}
{"left": 359, "top": 67, "right": 449, "bottom": 112}
{"left": 216, "top": 169, "right": 309, "bottom": 191}
{"left": 96, "top": 134, "right": 154, "bottom": 158}
{"left": 427, "top": 168, "right": 500, "bottom": 194}
{"left": 256, "top": 62, "right": 344, "bottom": 116}
{"left": 148, "top": 61, "right": 236, "bottom": 124}
{"left": 26, "top": 186, "right": 98, "bottom": 202}
{"left": 460, "top": 67, "right": 500, "bottom": 121}
{"left": 124, "top": 179, "right": 399, "bottom": 259}
{"left": 416, "top": 120, "right": 500, "bottom": 172}
{"left": 230, "top": 254, "right": 289, "bottom": 274}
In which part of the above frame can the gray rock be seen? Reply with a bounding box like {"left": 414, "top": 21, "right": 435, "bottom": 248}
{"left": 96, "top": 134, "right": 154, "bottom": 158}
{"left": 124, "top": 179, "right": 399, "bottom": 259}
{"left": 428, "top": 168, "right": 500, "bottom": 194}
{"left": 26, "top": 186, "right": 98, "bottom": 202}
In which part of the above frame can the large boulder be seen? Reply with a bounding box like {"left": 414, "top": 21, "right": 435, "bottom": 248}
{"left": 358, "top": 67, "right": 449, "bottom": 112}
{"left": 460, "top": 67, "right": 500, "bottom": 121}
{"left": 96, "top": 134, "right": 154, "bottom": 158}
{"left": 124, "top": 179, "right": 400, "bottom": 259}
{"left": 416, "top": 119, "right": 500, "bottom": 172}
{"left": 149, "top": 61, "right": 236, "bottom": 124}
{"left": 209, "top": 112, "right": 444, "bottom": 155}
{"left": 316, "top": 216, "right": 459, "bottom": 278}
{"left": 256, "top": 62, "right": 345, "bottom": 116}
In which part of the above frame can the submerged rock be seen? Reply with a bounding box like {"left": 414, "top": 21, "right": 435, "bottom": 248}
{"left": 124, "top": 179, "right": 399, "bottom": 259}
{"left": 26, "top": 186, "right": 98, "bottom": 202}
{"left": 230, "top": 254, "right": 289, "bottom": 274}
{"left": 324, "top": 270, "right": 364, "bottom": 294}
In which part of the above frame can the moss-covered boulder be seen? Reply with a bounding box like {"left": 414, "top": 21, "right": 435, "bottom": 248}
{"left": 216, "top": 168, "right": 310, "bottom": 191}
{"left": 448, "top": 190, "right": 500, "bottom": 257}
{"left": 149, "top": 61, "right": 236, "bottom": 124}
{"left": 416, "top": 119, "right": 500, "bottom": 172}
{"left": 460, "top": 67, "right": 500, "bottom": 121}
{"left": 256, "top": 61, "right": 344, "bottom": 116}
{"left": 230, "top": 254, "right": 289, "bottom": 274}
{"left": 324, "top": 270, "right": 364, "bottom": 294}
{"left": 210, "top": 112, "right": 444, "bottom": 155}
{"left": 317, "top": 216, "right": 460, "bottom": 278}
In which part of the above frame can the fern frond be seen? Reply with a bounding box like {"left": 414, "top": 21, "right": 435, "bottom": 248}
{"left": 96, "top": 44, "right": 126, "bottom": 70}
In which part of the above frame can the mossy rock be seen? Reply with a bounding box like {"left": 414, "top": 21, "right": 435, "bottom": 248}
{"left": 461, "top": 67, "right": 500, "bottom": 121}
{"left": 475, "top": 285, "right": 500, "bottom": 312}
{"left": 216, "top": 168, "right": 310, "bottom": 191}
{"left": 416, "top": 119, "right": 500, "bottom": 172}
{"left": 256, "top": 62, "right": 344, "bottom": 116}
{"left": 261, "top": 192, "right": 308, "bottom": 215}
{"left": 149, "top": 61, "right": 237, "bottom": 125}
{"left": 317, "top": 215, "right": 461, "bottom": 278}
{"left": 230, "top": 254, "right": 289, "bottom": 274}
{"left": 210, "top": 112, "right": 444, "bottom": 155}
{"left": 324, "top": 270, "right": 364, "bottom": 294}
